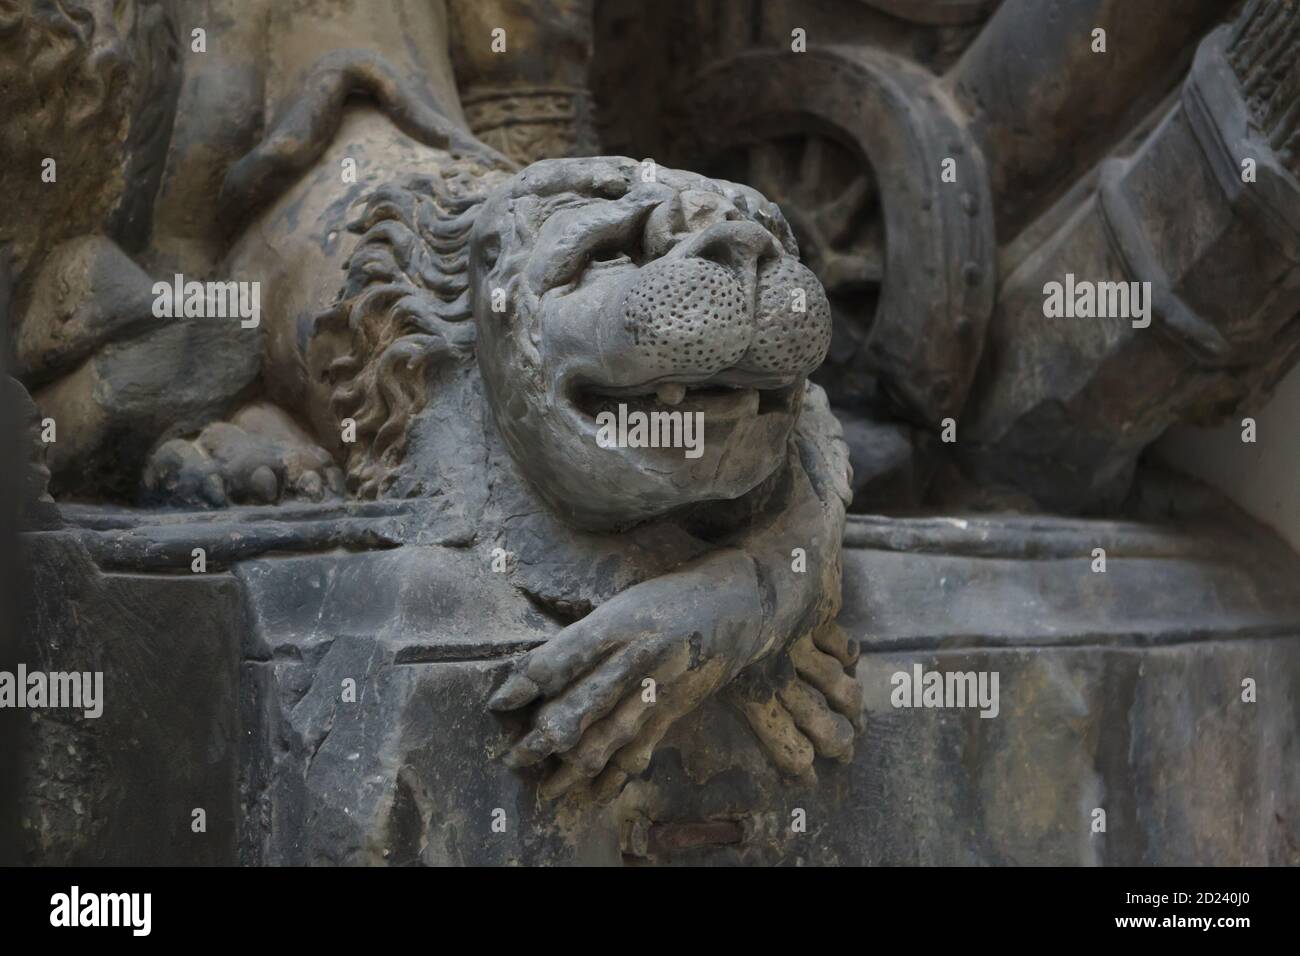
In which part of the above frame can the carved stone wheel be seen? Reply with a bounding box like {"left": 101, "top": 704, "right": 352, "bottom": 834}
{"left": 855, "top": 0, "right": 1002, "bottom": 26}
{"left": 711, "top": 132, "right": 887, "bottom": 407}
{"left": 679, "top": 47, "right": 997, "bottom": 426}
{"left": 725, "top": 135, "right": 884, "bottom": 296}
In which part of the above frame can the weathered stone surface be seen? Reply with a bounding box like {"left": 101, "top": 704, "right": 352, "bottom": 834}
{"left": 839, "top": 415, "right": 938, "bottom": 509}
{"left": 5, "top": 376, "right": 59, "bottom": 531}
{"left": 448, "top": 0, "right": 599, "bottom": 164}
{"left": 34, "top": 319, "right": 262, "bottom": 501}
{"left": 19, "top": 507, "right": 1298, "bottom": 865}
{"left": 962, "top": 18, "right": 1300, "bottom": 511}
{"left": 15, "top": 237, "right": 162, "bottom": 384}
{"left": 948, "top": 0, "right": 1231, "bottom": 236}
{"left": 18, "top": 533, "right": 242, "bottom": 865}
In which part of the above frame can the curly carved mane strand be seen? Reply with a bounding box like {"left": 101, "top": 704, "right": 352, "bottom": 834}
{"left": 317, "top": 163, "right": 510, "bottom": 498}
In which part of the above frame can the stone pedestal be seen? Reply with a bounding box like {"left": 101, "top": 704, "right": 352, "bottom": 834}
{"left": 20, "top": 505, "right": 1300, "bottom": 865}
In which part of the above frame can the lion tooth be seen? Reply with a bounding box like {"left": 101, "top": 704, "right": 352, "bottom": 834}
{"left": 656, "top": 383, "right": 687, "bottom": 406}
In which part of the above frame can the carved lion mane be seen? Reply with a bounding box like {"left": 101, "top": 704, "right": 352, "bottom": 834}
{"left": 312, "top": 160, "right": 512, "bottom": 499}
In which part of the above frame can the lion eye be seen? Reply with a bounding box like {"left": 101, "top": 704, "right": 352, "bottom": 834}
{"left": 589, "top": 249, "right": 632, "bottom": 266}
{"left": 586, "top": 233, "right": 641, "bottom": 271}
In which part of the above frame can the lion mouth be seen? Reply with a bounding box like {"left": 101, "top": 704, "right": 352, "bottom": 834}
{"left": 573, "top": 382, "right": 796, "bottom": 420}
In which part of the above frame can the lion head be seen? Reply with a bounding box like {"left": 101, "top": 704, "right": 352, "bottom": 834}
{"left": 318, "top": 156, "right": 832, "bottom": 530}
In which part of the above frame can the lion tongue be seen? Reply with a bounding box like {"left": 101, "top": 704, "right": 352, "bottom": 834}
{"left": 656, "top": 383, "right": 687, "bottom": 406}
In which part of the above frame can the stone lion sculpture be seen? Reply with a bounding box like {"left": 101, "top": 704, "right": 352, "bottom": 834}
{"left": 104, "top": 52, "right": 865, "bottom": 797}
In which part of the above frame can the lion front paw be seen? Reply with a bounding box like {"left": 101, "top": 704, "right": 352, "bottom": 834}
{"left": 488, "top": 552, "right": 765, "bottom": 803}
{"left": 728, "top": 623, "right": 863, "bottom": 780}
{"left": 142, "top": 402, "right": 345, "bottom": 507}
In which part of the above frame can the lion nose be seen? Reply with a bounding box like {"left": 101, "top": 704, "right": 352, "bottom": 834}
{"left": 731, "top": 256, "right": 832, "bottom": 380}
{"left": 621, "top": 258, "right": 752, "bottom": 377}
{"left": 667, "top": 219, "right": 782, "bottom": 275}
{"left": 619, "top": 215, "right": 831, "bottom": 383}
{"left": 620, "top": 250, "right": 832, "bottom": 384}
{"left": 664, "top": 222, "right": 831, "bottom": 380}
